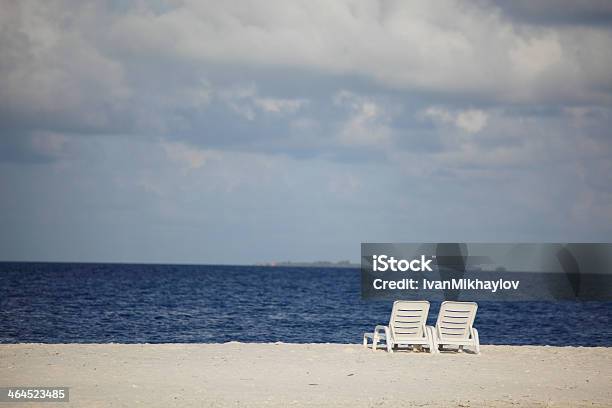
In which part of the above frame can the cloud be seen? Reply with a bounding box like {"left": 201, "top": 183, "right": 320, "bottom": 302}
{"left": 253, "top": 97, "right": 308, "bottom": 114}
{"left": 219, "top": 83, "right": 308, "bottom": 120}
{"left": 1, "top": 0, "right": 611, "bottom": 162}
{"left": 493, "top": 0, "right": 612, "bottom": 26}
{"left": 509, "top": 34, "right": 563, "bottom": 77}
{"left": 1, "top": 0, "right": 612, "bottom": 262}
{"left": 162, "top": 141, "right": 219, "bottom": 170}
{"left": 219, "top": 84, "right": 258, "bottom": 120}
{"left": 333, "top": 91, "right": 393, "bottom": 146}
{"left": 455, "top": 110, "right": 489, "bottom": 134}
{"left": 0, "top": 2, "right": 130, "bottom": 133}
{"left": 423, "top": 107, "right": 489, "bottom": 134}
{"left": 103, "top": 0, "right": 611, "bottom": 104}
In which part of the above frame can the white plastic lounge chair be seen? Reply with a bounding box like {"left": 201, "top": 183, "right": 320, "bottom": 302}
{"left": 363, "top": 300, "right": 433, "bottom": 353}
{"left": 428, "top": 301, "right": 480, "bottom": 354}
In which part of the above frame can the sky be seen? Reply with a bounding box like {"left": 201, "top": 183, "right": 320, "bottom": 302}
{"left": 1, "top": 0, "right": 611, "bottom": 264}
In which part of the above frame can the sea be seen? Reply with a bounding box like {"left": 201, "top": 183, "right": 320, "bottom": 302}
{"left": 1, "top": 262, "right": 610, "bottom": 345}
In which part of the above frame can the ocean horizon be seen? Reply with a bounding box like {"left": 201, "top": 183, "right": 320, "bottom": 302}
{"left": 1, "top": 262, "right": 611, "bottom": 345}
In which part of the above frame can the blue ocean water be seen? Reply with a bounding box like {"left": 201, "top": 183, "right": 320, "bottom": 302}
{"left": 0, "top": 262, "right": 610, "bottom": 345}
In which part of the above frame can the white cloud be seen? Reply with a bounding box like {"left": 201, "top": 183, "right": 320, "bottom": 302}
{"left": 219, "top": 84, "right": 258, "bottom": 120}
{"left": 103, "top": 0, "right": 612, "bottom": 104}
{"left": 509, "top": 34, "right": 563, "bottom": 78}
{"left": 333, "top": 91, "right": 392, "bottom": 146}
{"left": 253, "top": 97, "right": 308, "bottom": 114}
{"left": 162, "top": 141, "right": 219, "bottom": 170}
{"left": 0, "top": 2, "right": 130, "bottom": 129}
{"left": 423, "top": 107, "right": 488, "bottom": 134}
{"left": 220, "top": 84, "right": 308, "bottom": 120}
{"left": 422, "top": 107, "right": 454, "bottom": 124}
{"left": 455, "top": 110, "right": 489, "bottom": 133}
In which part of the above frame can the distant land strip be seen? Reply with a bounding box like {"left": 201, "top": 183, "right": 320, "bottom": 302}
{"left": 256, "top": 260, "right": 359, "bottom": 268}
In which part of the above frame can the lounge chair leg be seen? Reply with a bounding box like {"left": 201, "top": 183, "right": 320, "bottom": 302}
{"left": 427, "top": 326, "right": 437, "bottom": 354}
{"left": 372, "top": 335, "right": 378, "bottom": 352}
{"left": 473, "top": 328, "right": 480, "bottom": 354}
{"left": 363, "top": 336, "right": 367, "bottom": 348}
{"left": 458, "top": 345, "right": 464, "bottom": 353}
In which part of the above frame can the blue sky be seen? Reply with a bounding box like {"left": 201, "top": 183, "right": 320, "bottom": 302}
{"left": 1, "top": 1, "right": 611, "bottom": 264}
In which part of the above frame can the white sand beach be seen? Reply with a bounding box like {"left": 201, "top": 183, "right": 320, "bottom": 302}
{"left": 1, "top": 343, "right": 611, "bottom": 407}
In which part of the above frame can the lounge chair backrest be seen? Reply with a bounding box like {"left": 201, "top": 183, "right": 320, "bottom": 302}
{"left": 435, "top": 301, "right": 478, "bottom": 341}
{"left": 389, "top": 300, "right": 430, "bottom": 342}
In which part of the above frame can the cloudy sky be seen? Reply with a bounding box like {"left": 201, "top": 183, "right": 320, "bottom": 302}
{"left": 1, "top": 0, "right": 611, "bottom": 264}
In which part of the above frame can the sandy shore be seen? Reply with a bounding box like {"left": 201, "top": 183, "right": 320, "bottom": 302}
{"left": 1, "top": 344, "right": 611, "bottom": 407}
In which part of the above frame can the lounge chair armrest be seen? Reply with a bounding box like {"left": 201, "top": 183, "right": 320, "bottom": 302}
{"left": 469, "top": 326, "right": 478, "bottom": 339}
{"left": 470, "top": 327, "right": 481, "bottom": 354}
{"left": 374, "top": 325, "right": 389, "bottom": 333}
{"left": 374, "top": 325, "right": 390, "bottom": 339}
